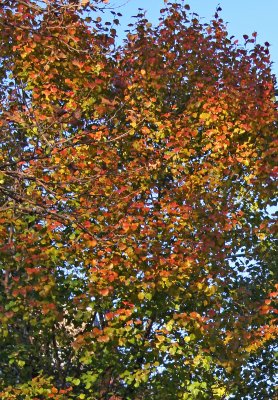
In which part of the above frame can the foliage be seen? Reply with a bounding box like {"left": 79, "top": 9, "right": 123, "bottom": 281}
{"left": 0, "top": 1, "right": 277, "bottom": 399}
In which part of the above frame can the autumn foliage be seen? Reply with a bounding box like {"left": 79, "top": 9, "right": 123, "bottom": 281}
{"left": 0, "top": 0, "right": 277, "bottom": 399}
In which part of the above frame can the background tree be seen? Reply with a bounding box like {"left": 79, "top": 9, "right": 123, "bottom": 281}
{"left": 0, "top": 1, "right": 277, "bottom": 399}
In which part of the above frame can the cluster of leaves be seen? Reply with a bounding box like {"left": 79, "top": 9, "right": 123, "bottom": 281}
{"left": 0, "top": 0, "right": 277, "bottom": 399}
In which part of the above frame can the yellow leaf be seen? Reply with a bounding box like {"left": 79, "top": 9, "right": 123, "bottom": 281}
{"left": 138, "top": 292, "right": 145, "bottom": 300}
{"left": 199, "top": 112, "right": 210, "bottom": 121}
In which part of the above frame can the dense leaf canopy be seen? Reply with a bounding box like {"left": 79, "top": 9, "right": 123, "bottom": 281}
{"left": 0, "top": 1, "right": 277, "bottom": 399}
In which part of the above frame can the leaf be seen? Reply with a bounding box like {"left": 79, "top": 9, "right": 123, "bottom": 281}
{"left": 97, "top": 335, "right": 110, "bottom": 343}
{"left": 138, "top": 292, "right": 145, "bottom": 300}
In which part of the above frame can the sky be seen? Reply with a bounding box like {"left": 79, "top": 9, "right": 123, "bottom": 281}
{"left": 107, "top": 0, "right": 278, "bottom": 79}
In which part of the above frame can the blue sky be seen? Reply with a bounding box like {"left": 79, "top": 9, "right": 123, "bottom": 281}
{"left": 108, "top": 0, "right": 278, "bottom": 80}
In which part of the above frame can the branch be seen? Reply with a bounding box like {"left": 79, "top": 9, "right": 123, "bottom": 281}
{"left": 51, "top": 325, "right": 63, "bottom": 379}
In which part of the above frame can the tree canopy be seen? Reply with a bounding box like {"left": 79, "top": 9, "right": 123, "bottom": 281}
{"left": 0, "top": 1, "right": 277, "bottom": 399}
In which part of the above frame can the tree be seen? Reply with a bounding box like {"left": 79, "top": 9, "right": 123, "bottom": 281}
{"left": 0, "top": 1, "right": 277, "bottom": 399}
